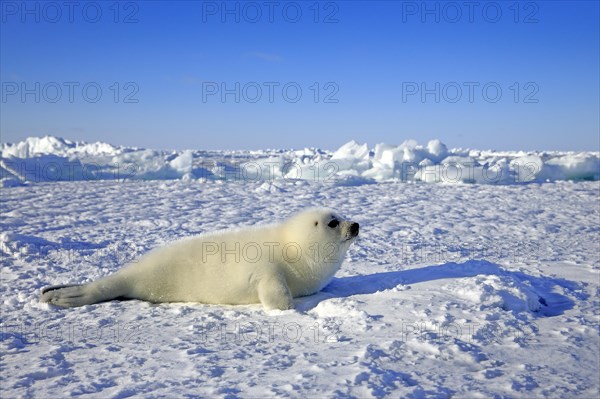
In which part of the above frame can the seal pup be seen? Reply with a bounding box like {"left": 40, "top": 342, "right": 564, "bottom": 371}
{"left": 41, "top": 208, "right": 359, "bottom": 310}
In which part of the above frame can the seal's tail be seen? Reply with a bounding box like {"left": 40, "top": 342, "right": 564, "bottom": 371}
{"left": 40, "top": 275, "right": 128, "bottom": 307}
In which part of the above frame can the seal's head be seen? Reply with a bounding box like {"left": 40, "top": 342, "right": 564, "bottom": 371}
{"left": 283, "top": 208, "right": 359, "bottom": 266}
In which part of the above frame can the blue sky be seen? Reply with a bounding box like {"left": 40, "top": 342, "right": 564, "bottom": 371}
{"left": 1, "top": 1, "right": 598, "bottom": 151}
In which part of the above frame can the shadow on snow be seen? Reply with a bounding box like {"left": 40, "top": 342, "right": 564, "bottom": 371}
{"left": 297, "top": 260, "right": 586, "bottom": 317}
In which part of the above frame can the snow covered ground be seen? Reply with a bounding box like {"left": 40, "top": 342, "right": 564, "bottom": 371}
{"left": 1, "top": 138, "right": 599, "bottom": 398}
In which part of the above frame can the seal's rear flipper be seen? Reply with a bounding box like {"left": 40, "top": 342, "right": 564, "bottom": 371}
{"left": 41, "top": 284, "right": 94, "bottom": 307}
{"left": 40, "top": 274, "right": 130, "bottom": 308}
{"left": 41, "top": 284, "right": 81, "bottom": 295}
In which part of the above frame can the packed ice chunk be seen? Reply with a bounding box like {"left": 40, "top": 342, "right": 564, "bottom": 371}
{"left": 510, "top": 155, "right": 545, "bottom": 182}
{"left": 427, "top": 139, "right": 448, "bottom": 161}
{"left": 545, "top": 154, "right": 600, "bottom": 181}
{"left": 169, "top": 150, "right": 193, "bottom": 175}
{"left": 331, "top": 140, "right": 369, "bottom": 160}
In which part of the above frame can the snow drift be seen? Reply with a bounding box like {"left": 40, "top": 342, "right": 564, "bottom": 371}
{"left": 1, "top": 136, "right": 598, "bottom": 187}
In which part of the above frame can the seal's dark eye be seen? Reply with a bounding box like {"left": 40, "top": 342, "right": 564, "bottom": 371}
{"left": 328, "top": 220, "right": 339, "bottom": 228}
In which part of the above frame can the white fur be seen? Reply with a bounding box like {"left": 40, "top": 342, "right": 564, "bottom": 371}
{"left": 40, "top": 208, "right": 359, "bottom": 310}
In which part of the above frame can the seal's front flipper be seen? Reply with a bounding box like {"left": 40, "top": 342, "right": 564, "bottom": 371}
{"left": 257, "top": 272, "right": 294, "bottom": 311}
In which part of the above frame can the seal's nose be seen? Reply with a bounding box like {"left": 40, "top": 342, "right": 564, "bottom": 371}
{"left": 350, "top": 222, "right": 359, "bottom": 236}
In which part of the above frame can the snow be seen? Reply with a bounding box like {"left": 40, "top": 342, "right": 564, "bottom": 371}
{"left": 1, "top": 156, "right": 599, "bottom": 398}
{"left": 1, "top": 137, "right": 599, "bottom": 396}
{"left": 2, "top": 136, "right": 599, "bottom": 187}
